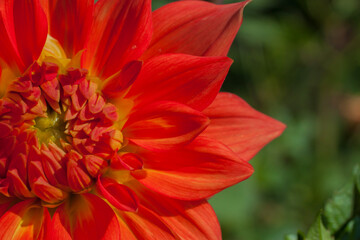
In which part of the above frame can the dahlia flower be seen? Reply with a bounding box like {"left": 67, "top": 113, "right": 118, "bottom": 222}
{"left": 0, "top": 0, "right": 285, "bottom": 239}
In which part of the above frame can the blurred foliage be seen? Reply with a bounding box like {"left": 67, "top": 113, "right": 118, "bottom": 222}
{"left": 286, "top": 165, "right": 360, "bottom": 240}
{"left": 154, "top": 0, "right": 360, "bottom": 239}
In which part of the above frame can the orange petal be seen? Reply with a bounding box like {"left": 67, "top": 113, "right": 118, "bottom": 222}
{"left": 123, "top": 101, "right": 210, "bottom": 151}
{"left": 44, "top": 194, "right": 120, "bottom": 240}
{"left": 131, "top": 137, "right": 253, "bottom": 200}
{"left": 118, "top": 219, "right": 137, "bottom": 240}
{"left": 157, "top": 200, "right": 221, "bottom": 240}
{"left": 142, "top": 0, "right": 250, "bottom": 60}
{"left": 118, "top": 205, "right": 176, "bottom": 239}
{"left": 126, "top": 54, "right": 232, "bottom": 111}
{"left": 202, "top": 92, "right": 286, "bottom": 161}
{"left": 133, "top": 183, "right": 222, "bottom": 240}
{"left": 84, "top": 0, "right": 152, "bottom": 79}
{"left": 41, "top": 0, "right": 94, "bottom": 57}
{"left": 0, "top": 199, "right": 45, "bottom": 240}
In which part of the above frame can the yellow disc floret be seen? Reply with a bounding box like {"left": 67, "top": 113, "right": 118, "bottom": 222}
{"left": 34, "top": 110, "right": 67, "bottom": 146}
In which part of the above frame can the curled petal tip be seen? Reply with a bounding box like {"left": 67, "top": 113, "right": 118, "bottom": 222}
{"left": 96, "top": 176, "right": 139, "bottom": 212}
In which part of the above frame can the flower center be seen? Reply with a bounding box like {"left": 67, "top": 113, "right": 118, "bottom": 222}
{"left": 34, "top": 110, "right": 67, "bottom": 146}
{"left": 0, "top": 61, "right": 124, "bottom": 204}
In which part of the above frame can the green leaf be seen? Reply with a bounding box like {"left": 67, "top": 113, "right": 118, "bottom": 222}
{"left": 306, "top": 215, "right": 333, "bottom": 240}
{"left": 298, "top": 231, "right": 306, "bottom": 240}
{"left": 354, "top": 165, "right": 360, "bottom": 194}
{"left": 285, "top": 231, "right": 306, "bottom": 240}
{"left": 322, "top": 183, "right": 354, "bottom": 233}
{"left": 285, "top": 234, "right": 299, "bottom": 240}
{"left": 349, "top": 216, "right": 360, "bottom": 240}
{"left": 285, "top": 165, "right": 360, "bottom": 239}
{"left": 336, "top": 216, "right": 360, "bottom": 240}
{"left": 354, "top": 165, "right": 360, "bottom": 219}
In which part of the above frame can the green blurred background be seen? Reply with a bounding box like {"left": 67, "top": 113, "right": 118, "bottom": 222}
{"left": 153, "top": 0, "right": 360, "bottom": 239}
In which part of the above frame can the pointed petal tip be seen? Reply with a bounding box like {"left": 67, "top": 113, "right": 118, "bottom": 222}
{"left": 243, "top": 0, "right": 252, "bottom": 6}
{"left": 128, "top": 54, "right": 233, "bottom": 111}
{"left": 226, "top": 0, "right": 252, "bottom": 24}
{"left": 230, "top": 0, "right": 252, "bottom": 9}
{"left": 275, "top": 119, "right": 287, "bottom": 133}
{"left": 202, "top": 92, "right": 286, "bottom": 161}
{"left": 266, "top": 115, "right": 287, "bottom": 140}
{"left": 145, "top": 0, "right": 250, "bottom": 58}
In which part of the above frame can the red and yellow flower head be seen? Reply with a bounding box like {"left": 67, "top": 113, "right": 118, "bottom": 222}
{"left": 0, "top": 0, "right": 285, "bottom": 239}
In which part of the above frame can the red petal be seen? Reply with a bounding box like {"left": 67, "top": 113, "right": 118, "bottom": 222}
{"left": 42, "top": 205, "right": 71, "bottom": 240}
{"left": 155, "top": 200, "right": 221, "bottom": 240}
{"left": 131, "top": 137, "right": 253, "bottom": 200}
{"left": 88, "top": 94, "right": 105, "bottom": 114}
{"left": 96, "top": 176, "right": 139, "bottom": 212}
{"left": 32, "top": 177, "right": 68, "bottom": 204}
{"left": 0, "top": 122, "right": 12, "bottom": 138}
{"left": 142, "top": 0, "right": 250, "bottom": 60}
{"left": 41, "top": 146, "right": 68, "bottom": 187}
{"left": 44, "top": 194, "right": 120, "bottom": 240}
{"left": 83, "top": 155, "right": 107, "bottom": 177}
{"left": 123, "top": 101, "right": 210, "bottom": 151}
{"left": 66, "top": 152, "right": 92, "bottom": 192}
{"left": 0, "top": 196, "right": 13, "bottom": 217}
{"left": 126, "top": 54, "right": 232, "bottom": 111}
{"left": 0, "top": 4, "right": 22, "bottom": 71}
{"left": 133, "top": 183, "right": 222, "bottom": 240}
{"left": 0, "top": 0, "right": 47, "bottom": 72}
{"left": 7, "top": 141, "right": 34, "bottom": 198}
{"left": 13, "top": 0, "right": 47, "bottom": 69}
{"left": 41, "top": 0, "right": 94, "bottom": 57}
{"left": 71, "top": 90, "right": 87, "bottom": 111}
{"left": 111, "top": 153, "right": 143, "bottom": 171}
{"left": 84, "top": 0, "right": 152, "bottom": 79}
{"left": 100, "top": 103, "right": 118, "bottom": 122}
{"left": 118, "top": 205, "right": 176, "bottom": 239}
{"left": 118, "top": 220, "right": 137, "bottom": 240}
{"left": 28, "top": 147, "right": 67, "bottom": 203}
{"left": 0, "top": 199, "right": 45, "bottom": 240}
{"left": 202, "top": 92, "right": 286, "bottom": 161}
{"left": 79, "top": 77, "right": 96, "bottom": 100}
{"left": 41, "top": 77, "right": 60, "bottom": 102}
{"left": 102, "top": 60, "right": 142, "bottom": 99}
